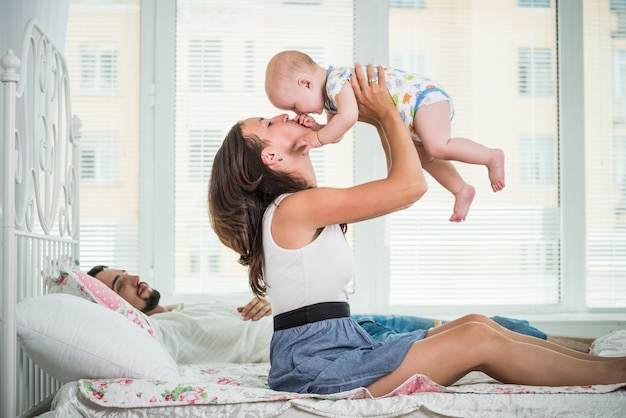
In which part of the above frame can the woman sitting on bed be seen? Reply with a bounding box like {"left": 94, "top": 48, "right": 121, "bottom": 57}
{"left": 209, "top": 63, "right": 626, "bottom": 397}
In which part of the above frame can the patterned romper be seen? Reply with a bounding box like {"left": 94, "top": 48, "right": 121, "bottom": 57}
{"left": 325, "top": 65, "right": 454, "bottom": 142}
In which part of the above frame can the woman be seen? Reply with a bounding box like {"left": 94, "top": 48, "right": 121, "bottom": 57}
{"left": 209, "top": 64, "right": 626, "bottom": 397}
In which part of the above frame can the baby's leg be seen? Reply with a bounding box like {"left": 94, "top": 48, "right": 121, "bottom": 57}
{"left": 414, "top": 101, "right": 505, "bottom": 192}
{"left": 414, "top": 142, "right": 475, "bottom": 222}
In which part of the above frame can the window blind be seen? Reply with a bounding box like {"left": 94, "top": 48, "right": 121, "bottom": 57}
{"left": 387, "top": 0, "right": 560, "bottom": 306}
{"left": 585, "top": 0, "right": 626, "bottom": 307}
{"left": 65, "top": 0, "right": 141, "bottom": 273}
{"left": 173, "top": 0, "right": 355, "bottom": 294}
{"left": 65, "top": 0, "right": 626, "bottom": 312}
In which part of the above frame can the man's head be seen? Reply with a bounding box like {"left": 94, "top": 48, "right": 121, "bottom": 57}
{"left": 87, "top": 265, "right": 161, "bottom": 315}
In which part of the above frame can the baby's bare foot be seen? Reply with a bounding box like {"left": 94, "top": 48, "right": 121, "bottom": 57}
{"left": 450, "top": 184, "right": 475, "bottom": 222}
{"left": 488, "top": 149, "right": 505, "bottom": 192}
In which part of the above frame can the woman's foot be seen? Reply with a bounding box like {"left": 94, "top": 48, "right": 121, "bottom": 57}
{"left": 488, "top": 149, "right": 505, "bottom": 192}
{"left": 450, "top": 184, "right": 475, "bottom": 222}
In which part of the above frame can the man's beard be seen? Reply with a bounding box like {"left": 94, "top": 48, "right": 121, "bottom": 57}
{"left": 142, "top": 289, "right": 161, "bottom": 313}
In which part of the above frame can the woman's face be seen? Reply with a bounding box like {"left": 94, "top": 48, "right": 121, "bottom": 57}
{"left": 241, "top": 114, "right": 306, "bottom": 147}
{"left": 241, "top": 114, "right": 316, "bottom": 186}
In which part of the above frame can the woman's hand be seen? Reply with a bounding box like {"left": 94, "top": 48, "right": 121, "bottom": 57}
{"left": 351, "top": 63, "right": 395, "bottom": 123}
{"left": 237, "top": 296, "right": 272, "bottom": 320}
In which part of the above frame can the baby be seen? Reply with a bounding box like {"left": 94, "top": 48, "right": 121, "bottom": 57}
{"left": 265, "top": 50, "right": 505, "bottom": 222}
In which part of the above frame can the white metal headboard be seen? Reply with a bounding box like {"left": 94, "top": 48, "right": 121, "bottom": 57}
{"left": 1, "top": 19, "right": 80, "bottom": 418}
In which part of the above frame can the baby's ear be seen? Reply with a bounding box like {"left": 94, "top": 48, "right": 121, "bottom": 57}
{"left": 298, "top": 77, "right": 312, "bottom": 89}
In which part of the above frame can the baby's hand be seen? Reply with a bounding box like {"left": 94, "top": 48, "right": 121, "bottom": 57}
{"left": 294, "top": 130, "right": 323, "bottom": 154}
{"left": 294, "top": 114, "right": 322, "bottom": 130}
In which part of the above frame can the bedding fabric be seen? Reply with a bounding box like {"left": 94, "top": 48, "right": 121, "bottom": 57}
{"left": 44, "top": 363, "right": 626, "bottom": 418}
{"left": 153, "top": 301, "right": 273, "bottom": 364}
{"left": 44, "top": 330, "right": 626, "bottom": 417}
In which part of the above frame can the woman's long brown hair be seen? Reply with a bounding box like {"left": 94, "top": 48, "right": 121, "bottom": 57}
{"left": 208, "top": 122, "right": 310, "bottom": 296}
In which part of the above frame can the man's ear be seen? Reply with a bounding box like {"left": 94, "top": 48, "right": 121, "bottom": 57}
{"left": 261, "top": 147, "right": 280, "bottom": 166}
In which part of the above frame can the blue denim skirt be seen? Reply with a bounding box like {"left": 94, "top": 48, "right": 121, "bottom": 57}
{"left": 268, "top": 317, "right": 427, "bottom": 394}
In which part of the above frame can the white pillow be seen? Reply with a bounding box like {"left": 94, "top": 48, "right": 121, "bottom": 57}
{"left": 16, "top": 293, "right": 179, "bottom": 383}
{"left": 590, "top": 330, "right": 626, "bottom": 357}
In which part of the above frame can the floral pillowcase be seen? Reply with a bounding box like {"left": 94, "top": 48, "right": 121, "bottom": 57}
{"left": 46, "top": 260, "right": 156, "bottom": 340}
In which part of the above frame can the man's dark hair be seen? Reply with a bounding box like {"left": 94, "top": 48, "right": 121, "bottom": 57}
{"left": 87, "top": 265, "right": 108, "bottom": 277}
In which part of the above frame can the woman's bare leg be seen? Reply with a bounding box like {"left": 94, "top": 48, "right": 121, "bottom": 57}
{"left": 427, "top": 314, "right": 611, "bottom": 362}
{"left": 547, "top": 336, "right": 594, "bottom": 353}
{"left": 414, "top": 101, "right": 505, "bottom": 192}
{"left": 366, "top": 321, "right": 626, "bottom": 397}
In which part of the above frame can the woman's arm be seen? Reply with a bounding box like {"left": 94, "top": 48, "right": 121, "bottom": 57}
{"left": 352, "top": 64, "right": 421, "bottom": 184}
{"left": 358, "top": 114, "right": 391, "bottom": 172}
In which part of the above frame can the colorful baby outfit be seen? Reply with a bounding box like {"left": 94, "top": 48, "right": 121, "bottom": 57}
{"left": 325, "top": 65, "right": 454, "bottom": 142}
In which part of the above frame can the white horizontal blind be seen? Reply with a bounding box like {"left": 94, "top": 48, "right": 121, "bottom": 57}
{"left": 173, "top": 0, "right": 355, "bottom": 294}
{"left": 584, "top": 0, "right": 626, "bottom": 307}
{"left": 65, "top": 0, "right": 141, "bottom": 273}
{"left": 387, "top": 0, "right": 560, "bottom": 306}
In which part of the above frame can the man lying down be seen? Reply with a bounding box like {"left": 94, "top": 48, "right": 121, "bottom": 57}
{"left": 88, "top": 265, "right": 594, "bottom": 366}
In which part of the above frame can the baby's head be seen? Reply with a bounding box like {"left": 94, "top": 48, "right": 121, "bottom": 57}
{"left": 265, "top": 50, "right": 318, "bottom": 112}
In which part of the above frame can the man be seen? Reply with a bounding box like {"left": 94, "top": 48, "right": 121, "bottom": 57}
{"left": 88, "top": 265, "right": 591, "bottom": 365}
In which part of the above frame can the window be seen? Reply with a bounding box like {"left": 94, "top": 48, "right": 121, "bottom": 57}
{"left": 611, "top": 0, "right": 626, "bottom": 38}
{"left": 518, "top": 0, "right": 550, "bottom": 8}
{"left": 613, "top": 50, "right": 626, "bottom": 120}
{"left": 585, "top": 1, "right": 626, "bottom": 307}
{"left": 386, "top": 1, "right": 560, "bottom": 309}
{"left": 79, "top": 47, "right": 117, "bottom": 92}
{"left": 67, "top": 1, "right": 626, "bottom": 318}
{"left": 519, "top": 137, "right": 555, "bottom": 186}
{"left": 390, "top": 0, "right": 425, "bottom": 9}
{"left": 187, "top": 130, "right": 220, "bottom": 180}
{"left": 613, "top": 137, "right": 626, "bottom": 216}
{"left": 519, "top": 48, "right": 552, "bottom": 96}
{"left": 390, "top": 51, "right": 426, "bottom": 76}
{"left": 79, "top": 224, "right": 139, "bottom": 273}
{"left": 187, "top": 40, "right": 222, "bottom": 91}
{"left": 80, "top": 134, "right": 116, "bottom": 184}
{"left": 615, "top": 137, "right": 626, "bottom": 187}
{"left": 66, "top": 0, "right": 140, "bottom": 273}
{"left": 172, "top": 0, "right": 355, "bottom": 294}
{"left": 283, "top": 0, "right": 321, "bottom": 5}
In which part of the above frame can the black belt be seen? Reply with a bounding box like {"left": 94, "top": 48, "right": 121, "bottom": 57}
{"left": 273, "top": 301, "right": 351, "bottom": 331}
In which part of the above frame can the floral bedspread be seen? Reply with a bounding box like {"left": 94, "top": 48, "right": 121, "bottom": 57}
{"left": 78, "top": 363, "right": 626, "bottom": 409}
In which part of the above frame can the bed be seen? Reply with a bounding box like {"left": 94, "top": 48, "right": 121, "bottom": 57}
{"left": 4, "top": 20, "right": 626, "bottom": 418}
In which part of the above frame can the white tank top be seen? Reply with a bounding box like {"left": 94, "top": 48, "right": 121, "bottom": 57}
{"left": 262, "top": 194, "right": 354, "bottom": 316}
